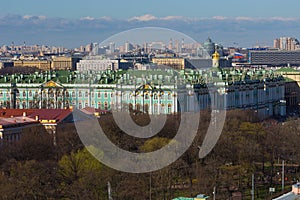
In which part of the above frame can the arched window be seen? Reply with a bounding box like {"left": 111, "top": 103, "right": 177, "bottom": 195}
{"left": 58, "top": 101, "right": 62, "bottom": 108}
{"left": 167, "top": 104, "right": 172, "bottom": 114}
{"left": 136, "top": 103, "right": 141, "bottom": 111}
{"left": 145, "top": 93, "right": 149, "bottom": 99}
{"left": 129, "top": 103, "right": 133, "bottom": 111}
{"left": 154, "top": 104, "right": 158, "bottom": 114}
{"left": 144, "top": 104, "right": 149, "bottom": 113}
{"left": 168, "top": 93, "right": 171, "bottom": 100}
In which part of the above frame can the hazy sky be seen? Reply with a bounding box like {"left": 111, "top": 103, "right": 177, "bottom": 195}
{"left": 1, "top": 0, "right": 299, "bottom": 19}
{"left": 1, "top": 0, "right": 300, "bottom": 48}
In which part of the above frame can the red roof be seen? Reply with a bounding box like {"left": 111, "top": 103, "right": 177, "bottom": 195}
{"left": 0, "top": 109, "right": 72, "bottom": 124}
{"left": 80, "top": 107, "right": 110, "bottom": 115}
{"left": 0, "top": 116, "right": 39, "bottom": 128}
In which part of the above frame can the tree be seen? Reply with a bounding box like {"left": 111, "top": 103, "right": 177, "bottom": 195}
{"left": 58, "top": 147, "right": 107, "bottom": 200}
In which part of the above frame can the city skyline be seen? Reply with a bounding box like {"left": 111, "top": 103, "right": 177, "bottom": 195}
{"left": 1, "top": 14, "right": 300, "bottom": 48}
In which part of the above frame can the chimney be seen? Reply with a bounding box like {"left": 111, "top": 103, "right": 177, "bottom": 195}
{"left": 35, "top": 115, "right": 39, "bottom": 121}
{"left": 23, "top": 112, "right": 26, "bottom": 117}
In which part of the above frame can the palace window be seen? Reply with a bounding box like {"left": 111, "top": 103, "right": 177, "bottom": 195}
{"left": 85, "top": 91, "right": 88, "bottom": 97}
{"left": 29, "top": 101, "right": 33, "bottom": 108}
{"left": 168, "top": 93, "right": 171, "bottom": 100}
{"left": 167, "top": 104, "right": 172, "bottom": 114}
{"left": 79, "top": 91, "right": 82, "bottom": 97}
{"left": 154, "top": 104, "right": 158, "bottom": 114}
{"left": 136, "top": 104, "right": 141, "bottom": 111}
{"left": 22, "top": 102, "right": 26, "bottom": 109}
{"left": 144, "top": 104, "right": 149, "bottom": 113}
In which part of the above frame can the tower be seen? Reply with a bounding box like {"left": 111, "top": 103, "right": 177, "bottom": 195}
{"left": 168, "top": 38, "right": 173, "bottom": 51}
{"left": 212, "top": 49, "right": 220, "bottom": 68}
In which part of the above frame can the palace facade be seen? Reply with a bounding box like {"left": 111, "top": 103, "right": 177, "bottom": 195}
{"left": 0, "top": 68, "right": 286, "bottom": 118}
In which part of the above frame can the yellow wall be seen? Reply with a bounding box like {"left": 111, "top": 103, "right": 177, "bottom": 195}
{"left": 14, "top": 60, "right": 51, "bottom": 70}
{"left": 51, "top": 56, "right": 73, "bottom": 70}
{"left": 152, "top": 58, "right": 186, "bottom": 69}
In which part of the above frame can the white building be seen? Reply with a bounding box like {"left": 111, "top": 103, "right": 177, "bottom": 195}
{"left": 76, "top": 56, "right": 119, "bottom": 72}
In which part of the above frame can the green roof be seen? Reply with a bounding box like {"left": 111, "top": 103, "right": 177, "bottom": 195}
{"left": 284, "top": 77, "right": 297, "bottom": 82}
{"left": 276, "top": 67, "right": 300, "bottom": 73}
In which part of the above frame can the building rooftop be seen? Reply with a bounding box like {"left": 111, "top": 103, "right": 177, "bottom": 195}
{"left": 0, "top": 109, "right": 72, "bottom": 124}
{"left": 276, "top": 67, "right": 300, "bottom": 73}
{"left": 0, "top": 116, "right": 39, "bottom": 129}
{"left": 0, "top": 68, "right": 284, "bottom": 87}
{"left": 273, "top": 192, "right": 298, "bottom": 200}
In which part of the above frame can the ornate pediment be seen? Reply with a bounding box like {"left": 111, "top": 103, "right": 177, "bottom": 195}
{"left": 42, "top": 80, "right": 63, "bottom": 88}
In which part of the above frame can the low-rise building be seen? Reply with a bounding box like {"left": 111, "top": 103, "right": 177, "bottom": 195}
{"left": 14, "top": 60, "right": 52, "bottom": 70}
{"left": 51, "top": 56, "right": 81, "bottom": 70}
{"left": 248, "top": 50, "right": 300, "bottom": 66}
{"left": 0, "top": 108, "right": 74, "bottom": 143}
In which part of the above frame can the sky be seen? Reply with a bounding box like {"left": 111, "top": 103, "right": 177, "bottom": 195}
{"left": 0, "top": 0, "right": 300, "bottom": 48}
{"left": 1, "top": 0, "right": 299, "bottom": 19}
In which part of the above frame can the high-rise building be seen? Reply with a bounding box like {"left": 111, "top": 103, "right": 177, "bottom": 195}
{"left": 168, "top": 38, "right": 173, "bottom": 51}
{"left": 273, "top": 37, "right": 300, "bottom": 50}
{"left": 109, "top": 42, "right": 115, "bottom": 53}
{"left": 125, "top": 42, "right": 133, "bottom": 53}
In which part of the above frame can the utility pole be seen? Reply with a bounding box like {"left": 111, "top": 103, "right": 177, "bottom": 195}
{"left": 108, "top": 181, "right": 113, "bottom": 200}
{"left": 213, "top": 186, "right": 216, "bottom": 200}
{"left": 282, "top": 160, "right": 285, "bottom": 192}
{"left": 251, "top": 174, "right": 254, "bottom": 200}
{"left": 149, "top": 172, "right": 152, "bottom": 200}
